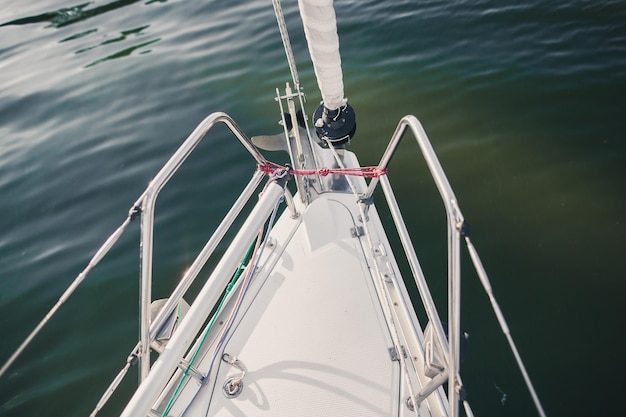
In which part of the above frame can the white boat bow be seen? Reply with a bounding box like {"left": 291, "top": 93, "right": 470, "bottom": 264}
{"left": 0, "top": 2, "right": 547, "bottom": 417}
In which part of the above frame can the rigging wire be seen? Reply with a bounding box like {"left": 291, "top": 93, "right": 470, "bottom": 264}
{"left": 205, "top": 192, "right": 282, "bottom": 383}
{"left": 0, "top": 205, "right": 141, "bottom": 380}
{"left": 176, "top": 230, "right": 263, "bottom": 417}
{"left": 159, "top": 242, "right": 257, "bottom": 417}
{"left": 465, "top": 236, "right": 547, "bottom": 417}
{"left": 167, "top": 188, "right": 283, "bottom": 417}
{"left": 272, "top": 0, "right": 300, "bottom": 89}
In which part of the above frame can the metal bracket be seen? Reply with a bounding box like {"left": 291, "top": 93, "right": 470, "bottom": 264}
{"left": 350, "top": 226, "right": 364, "bottom": 238}
{"left": 373, "top": 243, "right": 395, "bottom": 283}
{"left": 388, "top": 345, "right": 407, "bottom": 362}
{"left": 177, "top": 359, "right": 204, "bottom": 382}
{"left": 223, "top": 377, "right": 244, "bottom": 398}
{"left": 221, "top": 353, "right": 246, "bottom": 399}
{"left": 129, "top": 205, "right": 142, "bottom": 221}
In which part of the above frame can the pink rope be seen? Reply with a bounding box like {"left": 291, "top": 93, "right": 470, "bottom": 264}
{"left": 258, "top": 161, "right": 387, "bottom": 178}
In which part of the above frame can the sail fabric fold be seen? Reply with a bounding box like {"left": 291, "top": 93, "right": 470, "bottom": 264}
{"left": 298, "top": 0, "right": 345, "bottom": 110}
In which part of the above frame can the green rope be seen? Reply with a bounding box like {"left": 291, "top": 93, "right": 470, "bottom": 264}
{"left": 160, "top": 241, "right": 256, "bottom": 416}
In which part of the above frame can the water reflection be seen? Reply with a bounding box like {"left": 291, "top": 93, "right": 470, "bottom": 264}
{"left": 85, "top": 37, "right": 160, "bottom": 67}
{"left": 0, "top": 0, "right": 147, "bottom": 28}
{"left": 75, "top": 24, "right": 148, "bottom": 51}
{"left": 72, "top": 25, "right": 160, "bottom": 67}
{"left": 1, "top": 1, "right": 164, "bottom": 69}
{"left": 60, "top": 28, "right": 98, "bottom": 42}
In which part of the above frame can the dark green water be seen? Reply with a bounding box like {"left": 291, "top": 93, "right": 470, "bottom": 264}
{"left": 1, "top": 1, "right": 625, "bottom": 416}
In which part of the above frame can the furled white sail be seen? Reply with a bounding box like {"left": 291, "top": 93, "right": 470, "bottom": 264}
{"left": 298, "top": 0, "right": 345, "bottom": 110}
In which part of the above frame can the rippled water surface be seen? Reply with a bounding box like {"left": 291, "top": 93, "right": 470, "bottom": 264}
{"left": 1, "top": 1, "right": 625, "bottom": 416}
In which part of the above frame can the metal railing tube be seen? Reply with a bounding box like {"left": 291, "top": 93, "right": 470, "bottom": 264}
{"left": 146, "top": 112, "right": 266, "bottom": 196}
{"left": 364, "top": 116, "right": 457, "bottom": 209}
{"left": 367, "top": 115, "right": 542, "bottom": 417}
{"left": 447, "top": 214, "right": 461, "bottom": 417}
{"left": 365, "top": 115, "right": 465, "bottom": 417}
{"left": 412, "top": 371, "right": 449, "bottom": 408}
{"left": 378, "top": 175, "right": 450, "bottom": 363}
{"left": 147, "top": 170, "right": 265, "bottom": 343}
{"left": 120, "top": 179, "right": 285, "bottom": 417}
{"left": 90, "top": 170, "right": 265, "bottom": 415}
{"left": 139, "top": 189, "right": 156, "bottom": 381}
{"left": 136, "top": 112, "right": 267, "bottom": 381}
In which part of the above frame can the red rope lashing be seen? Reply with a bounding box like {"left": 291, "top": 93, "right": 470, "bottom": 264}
{"left": 258, "top": 162, "right": 387, "bottom": 178}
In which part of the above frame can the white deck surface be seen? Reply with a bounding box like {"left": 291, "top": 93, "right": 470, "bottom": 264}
{"left": 203, "top": 196, "right": 399, "bottom": 416}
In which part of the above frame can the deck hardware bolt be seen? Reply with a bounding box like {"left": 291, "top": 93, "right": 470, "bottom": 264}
{"left": 406, "top": 396, "right": 416, "bottom": 411}
{"left": 223, "top": 377, "right": 243, "bottom": 398}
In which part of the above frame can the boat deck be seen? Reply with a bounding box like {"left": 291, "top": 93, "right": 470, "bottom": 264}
{"left": 207, "top": 196, "right": 396, "bottom": 416}
{"left": 151, "top": 156, "right": 447, "bottom": 416}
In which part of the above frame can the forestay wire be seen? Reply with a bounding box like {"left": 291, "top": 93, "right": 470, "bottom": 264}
{"left": 272, "top": 0, "right": 300, "bottom": 89}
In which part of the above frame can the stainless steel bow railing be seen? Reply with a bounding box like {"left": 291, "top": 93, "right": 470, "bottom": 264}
{"left": 135, "top": 112, "right": 267, "bottom": 381}
{"left": 0, "top": 112, "right": 276, "bottom": 416}
{"left": 363, "top": 115, "right": 546, "bottom": 417}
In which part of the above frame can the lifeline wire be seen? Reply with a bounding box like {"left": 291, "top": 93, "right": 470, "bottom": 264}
{"left": 160, "top": 241, "right": 257, "bottom": 417}
{"left": 175, "top": 190, "right": 283, "bottom": 417}
{"left": 0, "top": 206, "right": 139, "bottom": 379}
{"left": 201, "top": 195, "right": 282, "bottom": 412}
{"left": 177, "top": 231, "right": 263, "bottom": 417}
